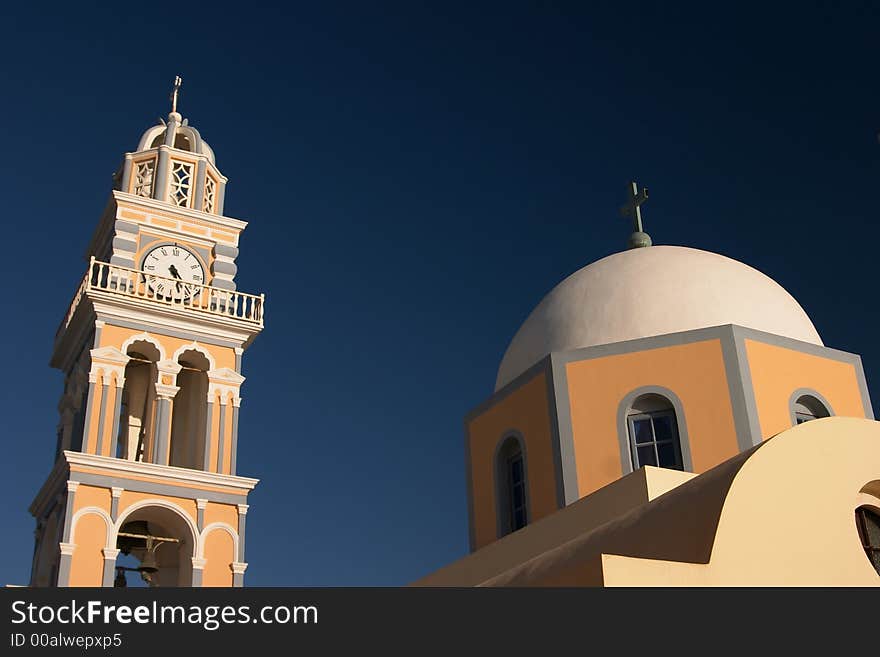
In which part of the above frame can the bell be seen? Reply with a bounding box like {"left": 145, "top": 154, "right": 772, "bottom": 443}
{"left": 138, "top": 549, "right": 159, "bottom": 574}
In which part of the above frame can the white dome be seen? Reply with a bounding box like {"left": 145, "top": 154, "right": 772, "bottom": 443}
{"left": 495, "top": 245, "right": 822, "bottom": 391}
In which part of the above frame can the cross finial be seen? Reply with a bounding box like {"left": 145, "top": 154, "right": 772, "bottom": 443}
{"left": 170, "top": 75, "right": 182, "bottom": 114}
{"left": 619, "top": 180, "right": 652, "bottom": 249}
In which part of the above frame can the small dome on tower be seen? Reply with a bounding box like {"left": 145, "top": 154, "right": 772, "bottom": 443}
{"left": 495, "top": 246, "right": 822, "bottom": 391}
{"left": 135, "top": 112, "right": 216, "bottom": 164}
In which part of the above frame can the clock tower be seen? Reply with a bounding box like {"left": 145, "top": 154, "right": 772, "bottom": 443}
{"left": 28, "top": 81, "right": 264, "bottom": 587}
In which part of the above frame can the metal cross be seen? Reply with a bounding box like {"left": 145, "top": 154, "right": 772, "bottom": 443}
{"left": 620, "top": 181, "right": 649, "bottom": 233}
{"left": 170, "top": 76, "right": 182, "bottom": 113}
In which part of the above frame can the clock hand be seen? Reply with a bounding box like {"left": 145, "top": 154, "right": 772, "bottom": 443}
{"left": 167, "top": 264, "right": 183, "bottom": 292}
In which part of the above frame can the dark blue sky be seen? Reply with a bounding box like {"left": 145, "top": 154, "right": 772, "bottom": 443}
{"left": 1, "top": 2, "right": 878, "bottom": 586}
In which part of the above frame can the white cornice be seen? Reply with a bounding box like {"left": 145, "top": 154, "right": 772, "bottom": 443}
{"left": 90, "top": 294, "right": 262, "bottom": 345}
{"left": 112, "top": 191, "right": 247, "bottom": 231}
{"left": 63, "top": 451, "right": 259, "bottom": 491}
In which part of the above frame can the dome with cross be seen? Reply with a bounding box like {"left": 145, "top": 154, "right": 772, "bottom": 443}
{"left": 494, "top": 245, "right": 823, "bottom": 391}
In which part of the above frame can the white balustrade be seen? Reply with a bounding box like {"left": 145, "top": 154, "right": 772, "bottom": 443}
{"left": 57, "top": 257, "right": 264, "bottom": 336}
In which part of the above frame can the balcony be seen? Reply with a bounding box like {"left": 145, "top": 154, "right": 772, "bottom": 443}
{"left": 57, "top": 257, "right": 264, "bottom": 339}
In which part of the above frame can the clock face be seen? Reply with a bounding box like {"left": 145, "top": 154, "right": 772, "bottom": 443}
{"left": 141, "top": 244, "right": 205, "bottom": 298}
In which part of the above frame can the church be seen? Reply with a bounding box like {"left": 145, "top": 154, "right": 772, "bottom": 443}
{"left": 24, "top": 82, "right": 880, "bottom": 587}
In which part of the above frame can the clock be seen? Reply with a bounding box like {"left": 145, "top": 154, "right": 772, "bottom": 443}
{"left": 141, "top": 244, "right": 205, "bottom": 298}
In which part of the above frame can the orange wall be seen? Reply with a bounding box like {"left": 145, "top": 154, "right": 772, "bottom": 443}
{"left": 203, "top": 529, "right": 234, "bottom": 586}
{"left": 73, "top": 485, "right": 111, "bottom": 514}
{"left": 69, "top": 513, "right": 107, "bottom": 586}
{"left": 745, "top": 339, "right": 868, "bottom": 439}
{"left": 98, "top": 324, "right": 237, "bottom": 370}
{"left": 467, "top": 371, "right": 558, "bottom": 550}
{"left": 566, "top": 339, "right": 739, "bottom": 498}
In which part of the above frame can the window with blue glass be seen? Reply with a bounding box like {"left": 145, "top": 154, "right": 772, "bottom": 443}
{"left": 626, "top": 396, "right": 683, "bottom": 470}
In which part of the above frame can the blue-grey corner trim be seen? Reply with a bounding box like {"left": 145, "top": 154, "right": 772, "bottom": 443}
{"left": 463, "top": 419, "right": 476, "bottom": 553}
{"left": 237, "top": 513, "right": 247, "bottom": 562}
{"left": 549, "top": 353, "right": 579, "bottom": 505}
{"left": 57, "top": 553, "right": 73, "bottom": 587}
{"left": 101, "top": 554, "right": 117, "bottom": 587}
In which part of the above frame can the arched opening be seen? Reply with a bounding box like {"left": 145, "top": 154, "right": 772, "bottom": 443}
{"left": 169, "top": 349, "right": 210, "bottom": 469}
{"left": 626, "top": 393, "right": 684, "bottom": 471}
{"left": 149, "top": 132, "right": 166, "bottom": 149}
{"left": 793, "top": 393, "right": 831, "bottom": 424}
{"left": 496, "top": 435, "right": 528, "bottom": 537}
{"left": 855, "top": 506, "right": 880, "bottom": 576}
{"left": 173, "top": 133, "right": 193, "bottom": 151}
{"left": 117, "top": 341, "right": 161, "bottom": 462}
{"left": 114, "top": 505, "right": 195, "bottom": 587}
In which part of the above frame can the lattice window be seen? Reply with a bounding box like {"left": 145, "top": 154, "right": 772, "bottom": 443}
{"left": 204, "top": 175, "right": 217, "bottom": 213}
{"left": 133, "top": 160, "right": 155, "bottom": 198}
{"left": 169, "top": 160, "right": 194, "bottom": 207}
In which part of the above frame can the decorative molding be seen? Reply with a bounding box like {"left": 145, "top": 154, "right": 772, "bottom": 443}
{"left": 231, "top": 562, "right": 248, "bottom": 574}
{"left": 59, "top": 543, "right": 76, "bottom": 556}
{"left": 63, "top": 450, "right": 259, "bottom": 492}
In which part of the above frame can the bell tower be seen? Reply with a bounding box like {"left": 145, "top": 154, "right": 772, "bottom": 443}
{"left": 28, "top": 80, "right": 264, "bottom": 587}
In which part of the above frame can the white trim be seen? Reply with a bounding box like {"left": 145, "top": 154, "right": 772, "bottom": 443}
{"left": 191, "top": 557, "right": 207, "bottom": 569}
{"left": 70, "top": 507, "right": 114, "bottom": 549}
{"left": 231, "top": 562, "right": 248, "bottom": 574}
{"left": 121, "top": 332, "right": 167, "bottom": 361}
{"left": 173, "top": 341, "right": 216, "bottom": 370}
{"left": 63, "top": 451, "right": 258, "bottom": 491}
{"left": 59, "top": 543, "right": 76, "bottom": 556}
{"left": 198, "top": 522, "right": 240, "bottom": 559}
{"left": 114, "top": 498, "right": 199, "bottom": 552}
{"left": 113, "top": 191, "right": 247, "bottom": 232}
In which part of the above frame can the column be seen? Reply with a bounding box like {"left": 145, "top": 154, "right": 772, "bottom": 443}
{"left": 108, "top": 376, "right": 126, "bottom": 459}
{"left": 101, "top": 549, "right": 120, "bottom": 587}
{"left": 191, "top": 558, "right": 206, "bottom": 587}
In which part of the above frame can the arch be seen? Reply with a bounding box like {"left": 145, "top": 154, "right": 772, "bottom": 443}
{"left": 617, "top": 386, "right": 693, "bottom": 474}
{"left": 789, "top": 388, "right": 834, "bottom": 425}
{"left": 70, "top": 507, "right": 115, "bottom": 549}
{"left": 121, "top": 333, "right": 166, "bottom": 362}
{"left": 137, "top": 125, "right": 166, "bottom": 152}
{"left": 114, "top": 499, "right": 199, "bottom": 548}
{"left": 197, "top": 523, "right": 240, "bottom": 559}
{"left": 113, "top": 500, "right": 199, "bottom": 588}
{"left": 172, "top": 341, "right": 216, "bottom": 371}
{"left": 494, "top": 430, "right": 530, "bottom": 538}
{"left": 170, "top": 345, "right": 211, "bottom": 469}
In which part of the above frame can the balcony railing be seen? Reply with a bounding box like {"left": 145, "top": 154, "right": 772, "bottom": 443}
{"left": 57, "top": 257, "right": 264, "bottom": 337}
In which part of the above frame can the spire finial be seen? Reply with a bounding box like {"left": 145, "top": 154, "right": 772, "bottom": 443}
{"left": 170, "top": 75, "right": 182, "bottom": 114}
{"left": 619, "top": 180, "right": 652, "bottom": 249}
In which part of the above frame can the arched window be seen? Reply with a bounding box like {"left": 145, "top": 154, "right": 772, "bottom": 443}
{"left": 496, "top": 435, "right": 528, "bottom": 536}
{"left": 118, "top": 342, "right": 161, "bottom": 462}
{"left": 855, "top": 506, "right": 880, "bottom": 575}
{"left": 792, "top": 393, "right": 831, "bottom": 425}
{"left": 169, "top": 349, "right": 210, "bottom": 470}
{"left": 626, "top": 394, "right": 684, "bottom": 471}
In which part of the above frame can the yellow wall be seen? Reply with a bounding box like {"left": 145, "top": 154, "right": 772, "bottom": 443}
{"left": 467, "top": 371, "right": 558, "bottom": 550}
{"left": 566, "top": 339, "right": 739, "bottom": 497}
{"left": 745, "top": 339, "right": 868, "bottom": 439}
